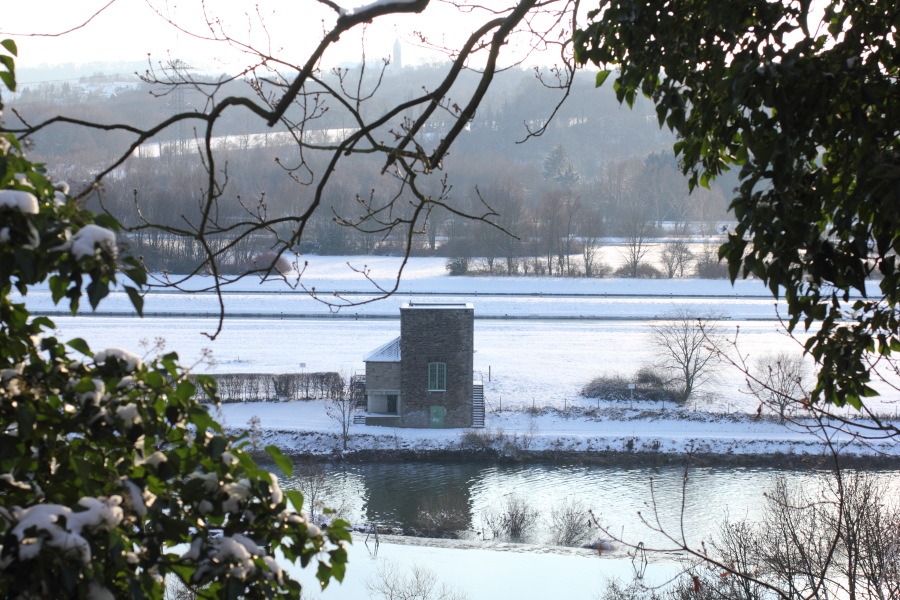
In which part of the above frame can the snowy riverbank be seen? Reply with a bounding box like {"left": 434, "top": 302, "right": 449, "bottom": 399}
{"left": 31, "top": 255, "right": 897, "bottom": 459}
{"left": 217, "top": 399, "right": 900, "bottom": 461}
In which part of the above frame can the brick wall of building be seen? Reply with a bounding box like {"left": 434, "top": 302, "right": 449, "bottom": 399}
{"left": 399, "top": 305, "right": 474, "bottom": 428}
{"left": 365, "top": 361, "right": 401, "bottom": 391}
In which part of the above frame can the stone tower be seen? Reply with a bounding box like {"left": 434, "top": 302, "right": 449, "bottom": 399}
{"left": 399, "top": 303, "right": 473, "bottom": 427}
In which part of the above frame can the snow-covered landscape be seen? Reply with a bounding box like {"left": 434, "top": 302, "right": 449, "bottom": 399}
{"left": 23, "top": 255, "right": 899, "bottom": 599}
{"left": 27, "top": 255, "right": 898, "bottom": 458}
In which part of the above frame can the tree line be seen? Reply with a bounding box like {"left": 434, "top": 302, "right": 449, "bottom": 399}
{"left": 11, "top": 67, "right": 732, "bottom": 274}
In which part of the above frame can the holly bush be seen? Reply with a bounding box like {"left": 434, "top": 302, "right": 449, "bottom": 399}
{"left": 0, "top": 39, "right": 349, "bottom": 599}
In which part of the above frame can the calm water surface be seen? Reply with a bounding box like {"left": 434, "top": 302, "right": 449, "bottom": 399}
{"left": 280, "top": 461, "right": 900, "bottom": 548}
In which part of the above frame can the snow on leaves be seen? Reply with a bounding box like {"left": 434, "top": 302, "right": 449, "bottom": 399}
{"left": 0, "top": 48, "right": 350, "bottom": 598}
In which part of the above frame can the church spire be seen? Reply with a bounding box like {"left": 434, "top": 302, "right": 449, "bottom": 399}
{"left": 393, "top": 38, "right": 402, "bottom": 70}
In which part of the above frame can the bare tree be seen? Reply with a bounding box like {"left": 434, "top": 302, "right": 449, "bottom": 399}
{"left": 620, "top": 205, "right": 654, "bottom": 278}
{"left": 594, "top": 460, "right": 900, "bottom": 600}
{"left": 579, "top": 206, "right": 605, "bottom": 277}
{"left": 325, "top": 375, "right": 356, "bottom": 450}
{"left": 294, "top": 460, "right": 329, "bottom": 523}
{"left": 367, "top": 561, "right": 470, "bottom": 600}
{"left": 650, "top": 311, "right": 724, "bottom": 402}
{"left": 659, "top": 239, "right": 693, "bottom": 278}
{"left": 5, "top": 0, "right": 578, "bottom": 337}
{"left": 748, "top": 352, "right": 811, "bottom": 423}
{"left": 479, "top": 179, "right": 525, "bottom": 275}
{"left": 538, "top": 190, "right": 566, "bottom": 276}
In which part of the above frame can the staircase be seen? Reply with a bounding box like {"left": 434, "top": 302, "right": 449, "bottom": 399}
{"left": 471, "top": 383, "right": 485, "bottom": 428}
{"left": 350, "top": 374, "right": 367, "bottom": 408}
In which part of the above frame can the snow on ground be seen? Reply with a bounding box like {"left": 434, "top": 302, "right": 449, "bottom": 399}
{"left": 24, "top": 256, "right": 898, "bottom": 597}
{"left": 31, "top": 255, "right": 900, "bottom": 457}
{"left": 292, "top": 535, "right": 677, "bottom": 600}
{"left": 216, "top": 397, "right": 899, "bottom": 458}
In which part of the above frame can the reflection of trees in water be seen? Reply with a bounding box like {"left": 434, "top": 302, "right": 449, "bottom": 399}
{"left": 280, "top": 462, "right": 900, "bottom": 550}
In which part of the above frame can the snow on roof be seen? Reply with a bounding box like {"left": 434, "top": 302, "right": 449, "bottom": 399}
{"left": 364, "top": 336, "right": 401, "bottom": 362}
{"left": 402, "top": 302, "right": 473, "bottom": 310}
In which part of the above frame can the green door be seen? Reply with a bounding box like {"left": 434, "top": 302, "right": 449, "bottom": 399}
{"left": 429, "top": 405, "right": 445, "bottom": 428}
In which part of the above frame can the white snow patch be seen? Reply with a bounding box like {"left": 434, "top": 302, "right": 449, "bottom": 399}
{"left": 95, "top": 347, "right": 142, "bottom": 371}
{"left": 0, "top": 190, "right": 39, "bottom": 214}
{"left": 12, "top": 496, "right": 124, "bottom": 565}
{"left": 71, "top": 224, "right": 117, "bottom": 260}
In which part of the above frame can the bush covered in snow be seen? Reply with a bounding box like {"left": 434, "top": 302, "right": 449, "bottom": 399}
{"left": 0, "top": 47, "right": 349, "bottom": 599}
{"left": 582, "top": 368, "right": 676, "bottom": 403}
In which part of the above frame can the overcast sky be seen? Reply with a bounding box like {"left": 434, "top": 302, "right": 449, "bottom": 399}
{"left": 3, "top": 0, "right": 534, "bottom": 75}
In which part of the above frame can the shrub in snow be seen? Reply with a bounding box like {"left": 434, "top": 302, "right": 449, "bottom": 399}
{"left": 582, "top": 368, "right": 676, "bottom": 403}
{"left": 0, "top": 58, "right": 349, "bottom": 599}
{"left": 549, "top": 498, "right": 592, "bottom": 547}
{"left": 480, "top": 495, "right": 539, "bottom": 541}
{"left": 249, "top": 251, "right": 293, "bottom": 276}
{"left": 445, "top": 256, "right": 470, "bottom": 275}
{"left": 367, "top": 561, "right": 470, "bottom": 600}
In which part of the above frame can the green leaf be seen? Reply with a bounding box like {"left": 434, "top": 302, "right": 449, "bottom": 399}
{"left": 594, "top": 70, "right": 611, "bottom": 87}
{"left": 175, "top": 379, "right": 196, "bottom": 401}
{"left": 1, "top": 39, "right": 17, "bottom": 56}
{"left": 327, "top": 547, "right": 348, "bottom": 582}
{"left": 124, "top": 286, "right": 144, "bottom": 316}
{"left": 266, "top": 445, "right": 293, "bottom": 477}
{"left": 67, "top": 338, "right": 93, "bottom": 357}
{"left": 285, "top": 490, "right": 305, "bottom": 513}
{"left": 48, "top": 276, "right": 67, "bottom": 304}
{"left": 0, "top": 71, "right": 15, "bottom": 93}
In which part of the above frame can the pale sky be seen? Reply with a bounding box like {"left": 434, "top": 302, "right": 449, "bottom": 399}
{"left": 3, "top": 0, "right": 552, "bottom": 75}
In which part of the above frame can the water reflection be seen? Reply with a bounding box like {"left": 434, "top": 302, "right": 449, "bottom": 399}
{"left": 280, "top": 462, "right": 899, "bottom": 548}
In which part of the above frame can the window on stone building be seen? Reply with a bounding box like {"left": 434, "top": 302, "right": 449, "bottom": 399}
{"left": 427, "top": 362, "right": 446, "bottom": 391}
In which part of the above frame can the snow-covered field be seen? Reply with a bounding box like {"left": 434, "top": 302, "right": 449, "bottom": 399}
{"left": 34, "top": 255, "right": 899, "bottom": 458}
{"left": 292, "top": 536, "right": 677, "bottom": 600}
{"left": 27, "top": 256, "right": 898, "bottom": 598}
{"left": 22, "top": 254, "right": 877, "bottom": 319}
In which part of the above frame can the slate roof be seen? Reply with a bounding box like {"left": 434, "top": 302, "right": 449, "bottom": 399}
{"left": 364, "top": 336, "right": 401, "bottom": 362}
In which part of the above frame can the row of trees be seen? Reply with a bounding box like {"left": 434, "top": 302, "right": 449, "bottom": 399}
{"left": 447, "top": 238, "right": 727, "bottom": 279}
{"left": 12, "top": 69, "right": 731, "bottom": 274}
{"left": 96, "top": 146, "right": 729, "bottom": 274}
{"left": 209, "top": 372, "right": 346, "bottom": 403}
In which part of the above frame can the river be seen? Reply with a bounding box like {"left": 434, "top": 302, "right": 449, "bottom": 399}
{"left": 278, "top": 460, "right": 899, "bottom": 599}
{"left": 282, "top": 461, "right": 900, "bottom": 547}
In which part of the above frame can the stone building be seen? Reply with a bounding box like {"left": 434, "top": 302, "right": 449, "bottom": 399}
{"left": 362, "top": 303, "right": 479, "bottom": 428}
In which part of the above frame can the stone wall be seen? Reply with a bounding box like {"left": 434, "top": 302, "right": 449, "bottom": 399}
{"left": 399, "top": 305, "right": 474, "bottom": 428}
{"left": 365, "top": 361, "right": 400, "bottom": 391}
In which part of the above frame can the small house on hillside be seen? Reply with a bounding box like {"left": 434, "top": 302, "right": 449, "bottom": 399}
{"left": 362, "top": 303, "right": 482, "bottom": 428}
